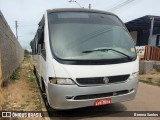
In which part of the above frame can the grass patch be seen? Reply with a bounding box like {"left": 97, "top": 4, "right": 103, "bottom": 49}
{"left": 23, "top": 54, "right": 42, "bottom": 110}
{"left": 155, "top": 69, "right": 160, "bottom": 72}
{"left": 20, "top": 104, "right": 27, "bottom": 109}
{"left": 27, "top": 71, "right": 37, "bottom": 88}
{"left": 10, "top": 66, "right": 21, "bottom": 80}
{"left": 139, "top": 79, "right": 160, "bottom": 87}
{"left": 10, "top": 54, "right": 30, "bottom": 80}
{"left": 26, "top": 61, "right": 40, "bottom": 92}
{"left": 24, "top": 56, "right": 30, "bottom": 63}
{"left": 35, "top": 102, "right": 42, "bottom": 110}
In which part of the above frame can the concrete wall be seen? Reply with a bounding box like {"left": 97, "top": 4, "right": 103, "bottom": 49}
{"left": 0, "top": 11, "right": 24, "bottom": 85}
{"left": 139, "top": 61, "right": 160, "bottom": 74}
{"left": 139, "top": 61, "right": 154, "bottom": 74}
{"left": 0, "top": 46, "right": 2, "bottom": 110}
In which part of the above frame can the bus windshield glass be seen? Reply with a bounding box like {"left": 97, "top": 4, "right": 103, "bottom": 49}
{"left": 48, "top": 12, "right": 136, "bottom": 61}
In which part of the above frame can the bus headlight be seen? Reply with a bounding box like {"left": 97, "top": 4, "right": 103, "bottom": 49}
{"left": 49, "top": 78, "right": 75, "bottom": 85}
{"left": 129, "top": 72, "right": 139, "bottom": 79}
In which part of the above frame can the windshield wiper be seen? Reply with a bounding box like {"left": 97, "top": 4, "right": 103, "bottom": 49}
{"left": 82, "top": 48, "right": 134, "bottom": 60}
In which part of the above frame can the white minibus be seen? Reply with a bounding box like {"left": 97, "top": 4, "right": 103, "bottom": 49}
{"left": 31, "top": 8, "right": 139, "bottom": 110}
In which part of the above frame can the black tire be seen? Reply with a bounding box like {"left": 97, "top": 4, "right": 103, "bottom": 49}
{"left": 33, "top": 66, "right": 36, "bottom": 75}
{"left": 40, "top": 78, "right": 45, "bottom": 93}
{"left": 41, "top": 82, "right": 54, "bottom": 111}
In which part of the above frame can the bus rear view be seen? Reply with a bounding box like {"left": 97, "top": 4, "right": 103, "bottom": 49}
{"left": 31, "top": 9, "right": 139, "bottom": 110}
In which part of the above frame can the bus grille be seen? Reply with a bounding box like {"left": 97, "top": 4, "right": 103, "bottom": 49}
{"left": 74, "top": 90, "right": 129, "bottom": 100}
{"left": 76, "top": 74, "right": 130, "bottom": 85}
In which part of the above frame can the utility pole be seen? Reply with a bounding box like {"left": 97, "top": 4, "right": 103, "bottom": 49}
{"left": 89, "top": 3, "right": 91, "bottom": 9}
{"left": 15, "top": 20, "right": 18, "bottom": 40}
{"left": 148, "top": 17, "right": 154, "bottom": 45}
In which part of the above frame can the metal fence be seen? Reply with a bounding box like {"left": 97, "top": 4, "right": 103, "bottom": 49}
{"left": 0, "top": 11, "right": 24, "bottom": 84}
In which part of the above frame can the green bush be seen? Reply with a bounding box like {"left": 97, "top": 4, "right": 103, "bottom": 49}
{"left": 10, "top": 66, "right": 21, "bottom": 80}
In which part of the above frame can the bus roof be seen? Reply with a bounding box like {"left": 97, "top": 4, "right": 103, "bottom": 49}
{"left": 47, "top": 8, "right": 116, "bottom": 16}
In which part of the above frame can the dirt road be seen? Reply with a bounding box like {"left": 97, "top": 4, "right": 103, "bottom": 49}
{"left": 48, "top": 82, "right": 160, "bottom": 120}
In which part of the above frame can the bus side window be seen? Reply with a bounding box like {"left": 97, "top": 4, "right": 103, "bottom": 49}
{"left": 41, "top": 42, "right": 46, "bottom": 60}
{"left": 38, "top": 26, "right": 46, "bottom": 60}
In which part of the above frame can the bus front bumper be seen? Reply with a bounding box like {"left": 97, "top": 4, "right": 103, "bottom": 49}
{"left": 47, "top": 78, "right": 138, "bottom": 110}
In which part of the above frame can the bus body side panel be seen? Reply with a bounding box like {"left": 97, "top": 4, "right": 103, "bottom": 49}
{"left": 40, "top": 55, "right": 46, "bottom": 82}
{"left": 44, "top": 12, "right": 56, "bottom": 88}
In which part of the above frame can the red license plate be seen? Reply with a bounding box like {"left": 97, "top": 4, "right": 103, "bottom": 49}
{"left": 94, "top": 98, "right": 112, "bottom": 106}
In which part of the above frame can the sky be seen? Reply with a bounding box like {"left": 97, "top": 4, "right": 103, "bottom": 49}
{"left": 0, "top": 0, "right": 160, "bottom": 50}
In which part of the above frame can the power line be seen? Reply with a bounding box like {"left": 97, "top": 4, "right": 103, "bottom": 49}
{"left": 89, "top": 3, "right": 91, "bottom": 9}
{"left": 9, "top": 22, "right": 37, "bottom": 28}
{"left": 18, "top": 25, "right": 37, "bottom": 27}
{"left": 108, "top": 0, "right": 137, "bottom": 11}
{"left": 106, "top": 0, "right": 124, "bottom": 10}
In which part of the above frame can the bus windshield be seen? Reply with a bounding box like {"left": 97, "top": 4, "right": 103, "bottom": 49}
{"left": 48, "top": 12, "right": 136, "bottom": 61}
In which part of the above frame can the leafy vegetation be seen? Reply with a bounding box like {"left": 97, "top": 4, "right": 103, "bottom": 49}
{"left": 10, "top": 49, "right": 31, "bottom": 80}
{"left": 24, "top": 49, "right": 31, "bottom": 58}
{"left": 10, "top": 66, "right": 21, "bottom": 80}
